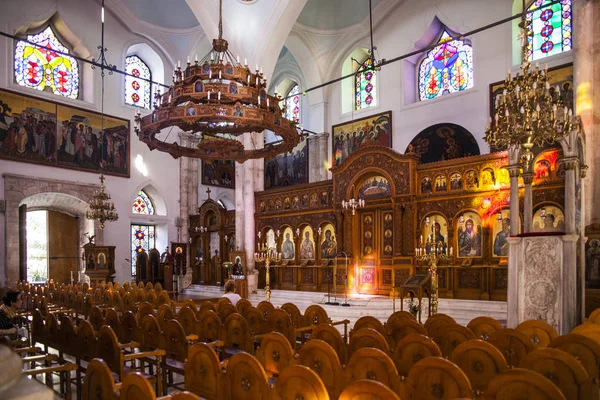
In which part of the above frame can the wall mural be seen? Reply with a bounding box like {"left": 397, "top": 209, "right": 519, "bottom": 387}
{"left": 457, "top": 211, "right": 482, "bottom": 258}
{"left": 534, "top": 148, "right": 562, "bottom": 184}
{"left": 491, "top": 209, "right": 520, "bottom": 257}
{"left": 0, "top": 88, "right": 130, "bottom": 177}
{"left": 332, "top": 110, "right": 392, "bottom": 167}
{"left": 264, "top": 136, "right": 307, "bottom": 189}
{"left": 358, "top": 175, "right": 391, "bottom": 199}
{"left": 532, "top": 205, "right": 565, "bottom": 233}
{"left": 281, "top": 227, "right": 295, "bottom": 260}
{"left": 405, "top": 123, "right": 480, "bottom": 164}
{"left": 320, "top": 223, "right": 337, "bottom": 259}
{"left": 300, "top": 226, "right": 315, "bottom": 260}
{"left": 490, "top": 63, "right": 573, "bottom": 151}
{"left": 202, "top": 159, "right": 235, "bottom": 188}
{"left": 422, "top": 214, "right": 449, "bottom": 255}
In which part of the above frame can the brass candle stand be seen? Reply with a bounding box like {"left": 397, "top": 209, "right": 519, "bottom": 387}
{"left": 254, "top": 244, "right": 281, "bottom": 302}
{"left": 414, "top": 239, "right": 452, "bottom": 315}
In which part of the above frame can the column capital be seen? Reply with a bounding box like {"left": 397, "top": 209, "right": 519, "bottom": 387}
{"left": 317, "top": 132, "right": 330, "bottom": 139}
{"left": 581, "top": 164, "right": 589, "bottom": 179}
{"left": 559, "top": 157, "right": 580, "bottom": 171}
{"left": 506, "top": 165, "right": 521, "bottom": 178}
{"left": 522, "top": 172, "right": 534, "bottom": 185}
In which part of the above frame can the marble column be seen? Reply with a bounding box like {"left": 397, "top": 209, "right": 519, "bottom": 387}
{"left": 507, "top": 166, "right": 521, "bottom": 236}
{"left": 243, "top": 133, "right": 257, "bottom": 293}
{"left": 179, "top": 133, "right": 191, "bottom": 290}
{"left": 318, "top": 133, "right": 330, "bottom": 181}
{"left": 574, "top": 0, "right": 600, "bottom": 225}
{"left": 561, "top": 157, "right": 579, "bottom": 235}
{"left": 522, "top": 173, "right": 534, "bottom": 233}
{"left": 307, "top": 134, "right": 319, "bottom": 183}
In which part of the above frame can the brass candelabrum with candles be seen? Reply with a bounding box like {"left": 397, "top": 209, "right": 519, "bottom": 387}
{"left": 414, "top": 232, "right": 453, "bottom": 315}
{"left": 254, "top": 244, "right": 281, "bottom": 302}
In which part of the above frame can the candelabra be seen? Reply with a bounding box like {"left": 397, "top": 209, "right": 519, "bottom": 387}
{"left": 254, "top": 244, "right": 281, "bottom": 302}
{"left": 342, "top": 185, "right": 365, "bottom": 215}
{"left": 414, "top": 236, "right": 452, "bottom": 315}
{"left": 86, "top": 174, "right": 118, "bottom": 229}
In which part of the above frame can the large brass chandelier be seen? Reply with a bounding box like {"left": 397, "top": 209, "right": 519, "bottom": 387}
{"left": 484, "top": 10, "right": 575, "bottom": 171}
{"left": 86, "top": 174, "right": 118, "bottom": 229}
{"left": 134, "top": 0, "right": 300, "bottom": 162}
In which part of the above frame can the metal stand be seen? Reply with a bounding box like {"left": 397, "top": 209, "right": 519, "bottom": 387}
{"left": 341, "top": 251, "right": 350, "bottom": 307}
{"left": 325, "top": 264, "right": 339, "bottom": 305}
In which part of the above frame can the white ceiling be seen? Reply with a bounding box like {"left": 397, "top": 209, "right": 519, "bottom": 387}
{"left": 297, "top": 0, "right": 383, "bottom": 30}
{"left": 120, "top": 0, "right": 200, "bottom": 29}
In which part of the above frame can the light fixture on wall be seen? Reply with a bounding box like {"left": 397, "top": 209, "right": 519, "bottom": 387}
{"left": 484, "top": 0, "right": 578, "bottom": 172}
{"left": 341, "top": 185, "right": 365, "bottom": 216}
{"left": 134, "top": 0, "right": 300, "bottom": 162}
{"left": 86, "top": 0, "right": 118, "bottom": 230}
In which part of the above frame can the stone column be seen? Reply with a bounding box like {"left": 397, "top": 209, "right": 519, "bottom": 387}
{"left": 179, "top": 133, "right": 191, "bottom": 291}
{"left": 574, "top": 0, "right": 599, "bottom": 226}
{"left": 307, "top": 134, "right": 319, "bottom": 183}
{"left": 318, "top": 132, "right": 330, "bottom": 181}
{"left": 243, "top": 133, "right": 257, "bottom": 293}
{"left": 561, "top": 157, "right": 579, "bottom": 234}
{"left": 507, "top": 166, "right": 521, "bottom": 236}
{"left": 522, "top": 173, "right": 534, "bottom": 233}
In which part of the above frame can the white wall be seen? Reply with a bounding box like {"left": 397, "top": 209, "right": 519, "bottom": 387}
{"left": 0, "top": 0, "right": 183, "bottom": 283}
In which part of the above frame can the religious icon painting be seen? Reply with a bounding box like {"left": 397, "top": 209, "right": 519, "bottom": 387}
{"left": 532, "top": 205, "right": 565, "bottom": 233}
{"left": 300, "top": 226, "right": 316, "bottom": 260}
{"left": 332, "top": 110, "right": 392, "bottom": 167}
{"left": 358, "top": 175, "right": 391, "bottom": 199}
{"left": 267, "top": 200, "right": 274, "bottom": 213}
{"left": 259, "top": 201, "right": 266, "bottom": 214}
{"left": 202, "top": 159, "right": 235, "bottom": 189}
{"left": 292, "top": 196, "right": 299, "bottom": 210}
{"left": 321, "top": 191, "right": 328, "bottom": 207}
{"left": 421, "top": 213, "right": 448, "bottom": 255}
{"left": 480, "top": 168, "right": 496, "bottom": 187}
{"left": 320, "top": 223, "right": 337, "bottom": 259}
{"left": 434, "top": 175, "right": 447, "bottom": 192}
{"left": 534, "top": 148, "right": 561, "bottom": 184}
{"left": 492, "top": 208, "right": 521, "bottom": 258}
{"left": 310, "top": 193, "right": 318, "bottom": 208}
{"left": 383, "top": 211, "right": 394, "bottom": 256}
{"left": 449, "top": 172, "right": 463, "bottom": 190}
{"left": 281, "top": 227, "right": 295, "bottom": 260}
{"left": 456, "top": 211, "right": 482, "bottom": 258}
{"left": 585, "top": 223, "right": 600, "bottom": 290}
{"left": 301, "top": 194, "right": 309, "bottom": 208}
{"left": 497, "top": 167, "right": 510, "bottom": 187}
{"left": 421, "top": 177, "right": 433, "bottom": 194}
{"left": 283, "top": 197, "right": 291, "bottom": 210}
{"left": 264, "top": 136, "right": 308, "bottom": 189}
{"left": 361, "top": 268, "right": 375, "bottom": 284}
{"left": 266, "top": 228, "right": 277, "bottom": 250}
{"left": 275, "top": 198, "right": 282, "bottom": 211}
{"left": 465, "top": 170, "right": 479, "bottom": 189}
{"left": 363, "top": 213, "right": 374, "bottom": 256}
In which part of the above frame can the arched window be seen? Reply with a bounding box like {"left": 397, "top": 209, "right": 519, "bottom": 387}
{"left": 526, "top": 0, "right": 572, "bottom": 61}
{"left": 418, "top": 30, "right": 473, "bottom": 101}
{"left": 14, "top": 26, "right": 79, "bottom": 99}
{"left": 284, "top": 84, "right": 301, "bottom": 123}
{"left": 132, "top": 190, "right": 155, "bottom": 215}
{"left": 355, "top": 58, "right": 376, "bottom": 111}
{"left": 125, "top": 55, "right": 152, "bottom": 109}
{"left": 131, "top": 224, "right": 155, "bottom": 277}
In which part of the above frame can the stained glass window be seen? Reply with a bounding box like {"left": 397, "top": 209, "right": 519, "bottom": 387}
{"left": 418, "top": 31, "right": 473, "bottom": 101}
{"left": 14, "top": 26, "right": 79, "bottom": 99}
{"left": 526, "top": 0, "right": 572, "bottom": 61}
{"left": 355, "top": 58, "right": 376, "bottom": 111}
{"left": 132, "top": 190, "right": 155, "bottom": 215}
{"left": 284, "top": 84, "right": 301, "bottom": 123}
{"left": 131, "top": 224, "right": 155, "bottom": 276}
{"left": 125, "top": 55, "right": 152, "bottom": 109}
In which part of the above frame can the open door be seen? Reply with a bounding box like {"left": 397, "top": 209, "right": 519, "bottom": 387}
{"left": 19, "top": 204, "right": 27, "bottom": 281}
{"left": 48, "top": 211, "right": 79, "bottom": 284}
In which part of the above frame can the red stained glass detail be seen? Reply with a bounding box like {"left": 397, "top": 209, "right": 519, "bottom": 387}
{"left": 365, "top": 83, "right": 373, "bottom": 93}
{"left": 365, "top": 71, "right": 373, "bottom": 81}
{"left": 131, "top": 81, "right": 140, "bottom": 90}
{"left": 541, "top": 41, "right": 554, "bottom": 53}
{"left": 540, "top": 9, "right": 553, "bottom": 21}
{"left": 132, "top": 68, "right": 141, "bottom": 77}
{"left": 365, "top": 95, "right": 373, "bottom": 105}
{"left": 131, "top": 93, "right": 140, "bottom": 103}
{"left": 541, "top": 25, "right": 554, "bottom": 37}
{"left": 135, "top": 229, "right": 145, "bottom": 240}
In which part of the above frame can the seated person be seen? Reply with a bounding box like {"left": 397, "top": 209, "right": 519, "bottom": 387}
{"left": 0, "top": 290, "right": 23, "bottom": 338}
{"left": 222, "top": 280, "right": 241, "bottom": 306}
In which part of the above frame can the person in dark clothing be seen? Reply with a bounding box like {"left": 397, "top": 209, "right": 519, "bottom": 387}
{"left": 0, "top": 290, "right": 22, "bottom": 335}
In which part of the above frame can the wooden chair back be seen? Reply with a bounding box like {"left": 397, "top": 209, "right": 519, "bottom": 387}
{"left": 386, "top": 317, "right": 428, "bottom": 349}
{"left": 76, "top": 319, "right": 98, "bottom": 361}
{"left": 113, "top": 292, "right": 124, "bottom": 312}
{"left": 348, "top": 328, "right": 390, "bottom": 358}
{"left": 97, "top": 325, "right": 125, "bottom": 379}
{"left": 181, "top": 299, "right": 198, "bottom": 313}
{"left": 406, "top": 356, "right": 473, "bottom": 400}
{"left": 424, "top": 313, "right": 456, "bottom": 338}
{"left": 304, "top": 304, "right": 331, "bottom": 326}
{"left": 344, "top": 347, "right": 402, "bottom": 397}
{"left": 121, "top": 311, "right": 140, "bottom": 343}
{"left": 339, "top": 379, "right": 401, "bottom": 400}
{"left": 281, "top": 302, "right": 303, "bottom": 327}
{"left": 386, "top": 310, "right": 417, "bottom": 325}
{"left": 312, "top": 323, "right": 348, "bottom": 365}
{"left": 157, "top": 303, "right": 175, "bottom": 331}
{"left": 225, "top": 352, "right": 272, "bottom": 400}
{"left": 256, "top": 331, "right": 296, "bottom": 377}
{"left": 242, "top": 306, "right": 266, "bottom": 335}
{"left": 217, "top": 297, "right": 232, "bottom": 311}
{"left": 392, "top": 333, "right": 442, "bottom": 377}
{"left": 157, "top": 290, "right": 171, "bottom": 307}
{"left": 31, "top": 309, "right": 44, "bottom": 346}
{"left": 58, "top": 314, "right": 77, "bottom": 354}
{"left": 482, "top": 368, "right": 566, "bottom": 400}
{"left": 120, "top": 372, "right": 156, "bottom": 400}
{"left": 434, "top": 322, "right": 476, "bottom": 357}
{"left": 218, "top": 303, "right": 239, "bottom": 323}
{"left": 352, "top": 316, "right": 386, "bottom": 338}
{"left": 521, "top": 348, "right": 590, "bottom": 400}
{"left": 185, "top": 343, "right": 224, "bottom": 400}
{"left": 257, "top": 300, "right": 276, "bottom": 320}
{"left": 571, "top": 323, "right": 600, "bottom": 343}
{"left": 154, "top": 281, "right": 163, "bottom": 293}
{"left": 516, "top": 320, "right": 558, "bottom": 348}
{"left": 89, "top": 305, "right": 105, "bottom": 331}
{"left": 162, "top": 319, "right": 189, "bottom": 363}
{"left": 137, "top": 289, "right": 148, "bottom": 303}
{"left": 140, "top": 314, "right": 162, "bottom": 351}
{"left": 199, "top": 301, "right": 217, "bottom": 315}
{"left": 298, "top": 339, "right": 343, "bottom": 399}
{"left": 236, "top": 298, "right": 252, "bottom": 315}
{"left": 273, "top": 365, "right": 330, "bottom": 400}
{"left": 45, "top": 311, "right": 61, "bottom": 350}
{"left": 147, "top": 289, "right": 158, "bottom": 307}
{"left": 488, "top": 328, "right": 535, "bottom": 368}
{"left": 104, "top": 308, "right": 122, "bottom": 340}
{"left": 137, "top": 302, "right": 155, "bottom": 322}
{"left": 198, "top": 310, "right": 222, "bottom": 343}
{"left": 177, "top": 306, "right": 199, "bottom": 336}
{"left": 450, "top": 339, "right": 508, "bottom": 396}
{"left": 123, "top": 292, "right": 136, "bottom": 312}
{"left": 549, "top": 333, "right": 600, "bottom": 383}
{"left": 145, "top": 282, "right": 154, "bottom": 291}
{"left": 82, "top": 359, "right": 118, "bottom": 400}
{"left": 223, "top": 313, "right": 254, "bottom": 354}
{"left": 467, "top": 316, "right": 504, "bottom": 341}
{"left": 266, "top": 308, "right": 296, "bottom": 347}
{"left": 103, "top": 290, "right": 115, "bottom": 307}
{"left": 588, "top": 308, "right": 600, "bottom": 325}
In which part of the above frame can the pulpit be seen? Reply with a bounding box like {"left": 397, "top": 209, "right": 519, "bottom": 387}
{"left": 397, "top": 274, "right": 432, "bottom": 323}
{"left": 82, "top": 243, "right": 115, "bottom": 284}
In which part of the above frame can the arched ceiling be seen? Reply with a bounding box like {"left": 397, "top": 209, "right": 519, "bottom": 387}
{"left": 297, "top": 0, "right": 383, "bottom": 30}
{"left": 121, "top": 0, "right": 200, "bottom": 29}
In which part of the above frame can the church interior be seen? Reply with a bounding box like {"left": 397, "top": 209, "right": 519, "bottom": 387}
{"left": 0, "top": 0, "right": 599, "bottom": 399}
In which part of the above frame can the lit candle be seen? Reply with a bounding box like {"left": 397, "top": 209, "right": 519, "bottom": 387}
{"left": 256, "top": 64, "right": 259, "bottom": 72}
{"left": 218, "top": 91, "right": 221, "bottom": 101}
{"left": 267, "top": 98, "right": 270, "bottom": 107}
{"left": 195, "top": 54, "right": 198, "bottom": 62}
{"left": 247, "top": 75, "right": 250, "bottom": 84}
{"left": 256, "top": 77, "right": 259, "bottom": 86}
{"left": 209, "top": 70, "right": 212, "bottom": 79}
{"left": 450, "top": 247, "right": 453, "bottom": 256}
{"left": 237, "top": 55, "right": 240, "bottom": 64}
{"left": 219, "top": 70, "right": 222, "bottom": 79}
{"left": 244, "top": 58, "right": 247, "bottom": 65}
{"left": 258, "top": 95, "right": 261, "bottom": 106}
{"left": 208, "top": 91, "right": 211, "bottom": 100}
{"left": 187, "top": 57, "right": 190, "bottom": 64}
{"left": 178, "top": 60, "right": 181, "bottom": 68}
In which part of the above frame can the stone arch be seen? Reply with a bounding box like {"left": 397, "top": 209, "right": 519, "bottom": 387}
{"left": 131, "top": 180, "right": 168, "bottom": 216}
{"left": 3, "top": 174, "right": 100, "bottom": 285}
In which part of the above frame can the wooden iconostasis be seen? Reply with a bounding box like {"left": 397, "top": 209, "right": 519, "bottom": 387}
{"left": 254, "top": 144, "right": 567, "bottom": 301}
